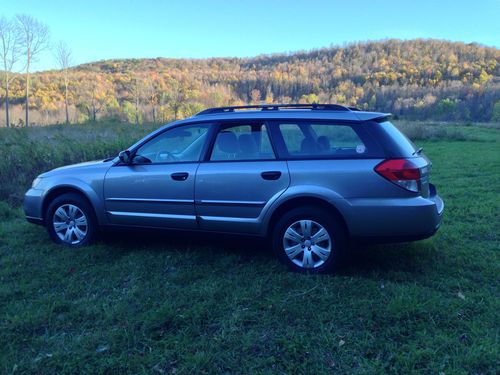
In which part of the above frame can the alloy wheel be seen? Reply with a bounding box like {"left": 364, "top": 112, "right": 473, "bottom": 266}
{"left": 52, "top": 204, "right": 88, "bottom": 245}
{"left": 282, "top": 219, "right": 332, "bottom": 269}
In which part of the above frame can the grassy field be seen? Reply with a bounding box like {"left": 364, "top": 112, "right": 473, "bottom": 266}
{"left": 0, "top": 122, "right": 499, "bottom": 374}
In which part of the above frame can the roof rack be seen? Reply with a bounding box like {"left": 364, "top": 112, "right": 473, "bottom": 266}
{"left": 195, "top": 103, "right": 354, "bottom": 116}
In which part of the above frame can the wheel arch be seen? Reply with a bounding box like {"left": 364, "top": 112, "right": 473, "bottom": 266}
{"left": 42, "top": 185, "right": 101, "bottom": 225}
{"left": 265, "top": 196, "right": 350, "bottom": 238}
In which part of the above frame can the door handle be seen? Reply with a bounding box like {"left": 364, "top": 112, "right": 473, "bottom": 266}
{"left": 171, "top": 172, "right": 189, "bottom": 181}
{"left": 261, "top": 171, "right": 281, "bottom": 180}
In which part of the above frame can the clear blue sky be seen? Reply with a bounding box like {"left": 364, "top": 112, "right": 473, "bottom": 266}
{"left": 3, "top": 0, "right": 499, "bottom": 71}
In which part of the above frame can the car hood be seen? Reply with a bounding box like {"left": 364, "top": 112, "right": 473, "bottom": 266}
{"left": 39, "top": 159, "right": 114, "bottom": 178}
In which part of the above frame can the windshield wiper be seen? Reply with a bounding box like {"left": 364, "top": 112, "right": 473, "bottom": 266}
{"left": 412, "top": 147, "right": 423, "bottom": 156}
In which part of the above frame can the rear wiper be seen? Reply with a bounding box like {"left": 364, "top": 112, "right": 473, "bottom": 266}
{"left": 412, "top": 147, "right": 423, "bottom": 156}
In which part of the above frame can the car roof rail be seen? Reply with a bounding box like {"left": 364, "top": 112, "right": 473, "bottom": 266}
{"left": 195, "top": 103, "right": 353, "bottom": 116}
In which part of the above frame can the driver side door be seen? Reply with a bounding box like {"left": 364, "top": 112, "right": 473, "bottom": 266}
{"left": 103, "top": 123, "right": 211, "bottom": 229}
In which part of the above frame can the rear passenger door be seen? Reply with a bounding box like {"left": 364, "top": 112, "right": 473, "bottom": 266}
{"left": 195, "top": 122, "right": 289, "bottom": 234}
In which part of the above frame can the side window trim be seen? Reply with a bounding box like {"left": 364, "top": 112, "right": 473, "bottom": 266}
{"left": 199, "top": 122, "right": 220, "bottom": 162}
{"left": 263, "top": 122, "right": 282, "bottom": 161}
{"left": 201, "top": 122, "right": 223, "bottom": 162}
{"left": 266, "top": 121, "right": 288, "bottom": 159}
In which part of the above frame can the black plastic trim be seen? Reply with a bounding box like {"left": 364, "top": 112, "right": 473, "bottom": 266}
{"left": 26, "top": 216, "right": 44, "bottom": 225}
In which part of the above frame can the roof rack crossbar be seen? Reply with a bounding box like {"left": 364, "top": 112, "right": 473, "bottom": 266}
{"left": 196, "top": 103, "right": 352, "bottom": 116}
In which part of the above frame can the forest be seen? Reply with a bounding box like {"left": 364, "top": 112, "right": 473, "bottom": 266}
{"left": 1, "top": 34, "right": 500, "bottom": 126}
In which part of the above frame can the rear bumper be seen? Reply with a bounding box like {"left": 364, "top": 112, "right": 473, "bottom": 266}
{"left": 339, "top": 183, "right": 444, "bottom": 242}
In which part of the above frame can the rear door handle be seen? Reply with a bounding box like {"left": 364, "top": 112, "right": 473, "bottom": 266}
{"left": 171, "top": 172, "right": 189, "bottom": 181}
{"left": 261, "top": 171, "right": 281, "bottom": 180}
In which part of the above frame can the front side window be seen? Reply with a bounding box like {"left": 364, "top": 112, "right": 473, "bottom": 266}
{"left": 210, "top": 123, "right": 275, "bottom": 161}
{"left": 134, "top": 123, "right": 210, "bottom": 163}
{"left": 278, "top": 122, "right": 368, "bottom": 158}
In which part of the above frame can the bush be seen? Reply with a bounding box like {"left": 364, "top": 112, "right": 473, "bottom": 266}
{"left": 492, "top": 101, "right": 500, "bottom": 122}
{"left": 0, "top": 201, "right": 17, "bottom": 219}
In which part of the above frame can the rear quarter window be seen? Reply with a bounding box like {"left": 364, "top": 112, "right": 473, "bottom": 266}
{"left": 369, "top": 120, "right": 417, "bottom": 157}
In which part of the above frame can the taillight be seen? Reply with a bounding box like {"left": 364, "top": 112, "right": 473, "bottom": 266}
{"left": 375, "top": 159, "right": 421, "bottom": 192}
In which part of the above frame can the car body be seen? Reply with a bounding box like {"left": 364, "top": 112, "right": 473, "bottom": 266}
{"left": 24, "top": 104, "right": 444, "bottom": 272}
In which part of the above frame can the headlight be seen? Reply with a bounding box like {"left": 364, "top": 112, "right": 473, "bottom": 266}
{"left": 32, "top": 177, "right": 42, "bottom": 189}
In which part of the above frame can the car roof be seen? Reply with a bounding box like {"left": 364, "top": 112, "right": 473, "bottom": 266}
{"left": 188, "top": 109, "right": 389, "bottom": 122}
{"left": 188, "top": 104, "right": 389, "bottom": 123}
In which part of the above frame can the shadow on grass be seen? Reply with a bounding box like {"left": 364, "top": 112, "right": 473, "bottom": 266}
{"left": 100, "top": 227, "right": 437, "bottom": 277}
{"left": 102, "top": 228, "right": 271, "bottom": 257}
{"left": 343, "top": 241, "right": 438, "bottom": 278}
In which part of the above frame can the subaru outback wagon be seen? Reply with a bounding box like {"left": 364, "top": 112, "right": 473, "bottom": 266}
{"left": 25, "top": 104, "right": 444, "bottom": 272}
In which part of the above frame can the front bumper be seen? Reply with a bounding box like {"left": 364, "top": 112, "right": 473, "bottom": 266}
{"left": 24, "top": 188, "right": 45, "bottom": 226}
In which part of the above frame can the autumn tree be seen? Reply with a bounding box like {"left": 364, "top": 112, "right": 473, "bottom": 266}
{"left": 265, "top": 87, "right": 274, "bottom": 103}
{"left": 0, "top": 16, "right": 20, "bottom": 127}
{"left": 32, "top": 73, "right": 64, "bottom": 124}
{"left": 299, "top": 93, "right": 319, "bottom": 104}
{"left": 166, "top": 81, "right": 190, "bottom": 120}
{"left": 16, "top": 14, "right": 49, "bottom": 126}
{"left": 76, "top": 74, "right": 117, "bottom": 122}
{"left": 250, "top": 89, "right": 261, "bottom": 104}
{"left": 128, "top": 74, "right": 144, "bottom": 124}
{"left": 54, "top": 41, "right": 72, "bottom": 124}
{"left": 144, "top": 73, "right": 162, "bottom": 123}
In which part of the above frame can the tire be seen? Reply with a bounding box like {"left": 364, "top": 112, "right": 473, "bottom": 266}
{"left": 46, "top": 193, "right": 98, "bottom": 247}
{"left": 272, "top": 206, "right": 347, "bottom": 273}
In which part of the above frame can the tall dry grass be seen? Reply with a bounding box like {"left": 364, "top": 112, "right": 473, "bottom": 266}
{"left": 0, "top": 122, "right": 158, "bottom": 204}
{"left": 393, "top": 121, "right": 474, "bottom": 141}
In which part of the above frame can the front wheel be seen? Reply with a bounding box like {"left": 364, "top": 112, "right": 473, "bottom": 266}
{"left": 46, "top": 193, "right": 97, "bottom": 247}
{"left": 272, "top": 207, "right": 347, "bottom": 273}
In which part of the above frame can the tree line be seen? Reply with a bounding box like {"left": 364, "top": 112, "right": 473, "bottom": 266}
{"left": 1, "top": 14, "right": 499, "bottom": 126}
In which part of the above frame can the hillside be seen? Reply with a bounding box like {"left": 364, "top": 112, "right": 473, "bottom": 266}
{"left": 2, "top": 39, "right": 499, "bottom": 125}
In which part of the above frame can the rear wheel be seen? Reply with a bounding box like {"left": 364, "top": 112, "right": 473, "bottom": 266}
{"left": 46, "top": 193, "right": 97, "bottom": 247}
{"left": 272, "top": 207, "right": 347, "bottom": 273}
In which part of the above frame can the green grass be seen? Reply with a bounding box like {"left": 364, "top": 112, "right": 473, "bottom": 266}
{"left": 0, "top": 123, "right": 499, "bottom": 374}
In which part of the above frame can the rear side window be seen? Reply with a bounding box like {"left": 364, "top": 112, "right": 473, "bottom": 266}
{"left": 277, "top": 122, "right": 372, "bottom": 158}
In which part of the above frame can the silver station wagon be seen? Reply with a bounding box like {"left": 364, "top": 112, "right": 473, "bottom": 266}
{"left": 24, "top": 104, "right": 444, "bottom": 272}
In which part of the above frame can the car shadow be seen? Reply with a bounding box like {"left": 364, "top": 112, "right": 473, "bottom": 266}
{"left": 102, "top": 228, "right": 271, "bottom": 258}
{"left": 101, "top": 228, "right": 437, "bottom": 278}
{"left": 341, "top": 241, "right": 438, "bottom": 278}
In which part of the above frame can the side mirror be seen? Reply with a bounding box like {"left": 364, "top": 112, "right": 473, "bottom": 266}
{"left": 118, "top": 150, "right": 131, "bottom": 164}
